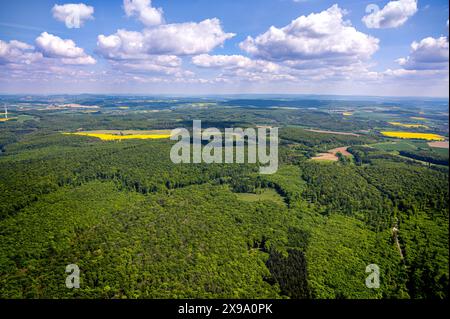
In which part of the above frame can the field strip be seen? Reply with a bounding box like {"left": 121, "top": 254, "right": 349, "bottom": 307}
{"left": 428, "top": 141, "right": 449, "bottom": 149}
{"left": 305, "top": 129, "right": 360, "bottom": 137}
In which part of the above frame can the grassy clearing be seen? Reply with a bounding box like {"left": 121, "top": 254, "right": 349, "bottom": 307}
{"left": 430, "top": 147, "right": 449, "bottom": 158}
{"left": 371, "top": 140, "right": 448, "bottom": 161}
{"left": 17, "top": 115, "right": 37, "bottom": 123}
{"left": 371, "top": 141, "right": 422, "bottom": 152}
{"left": 235, "top": 189, "right": 285, "bottom": 205}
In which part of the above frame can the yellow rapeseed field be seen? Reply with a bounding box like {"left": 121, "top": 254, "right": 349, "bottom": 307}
{"left": 64, "top": 132, "right": 172, "bottom": 141}
{"left": 343, "top": 112, "right": 353, "bottom": 116}
{"left": 381, "top": 131, "right": 445, "bottom": 141}
{"left": 410, "top": 117, "right": 427, "bottom": 121}
{"left": 388, "top": 122, "right": 429, "bottom": 129}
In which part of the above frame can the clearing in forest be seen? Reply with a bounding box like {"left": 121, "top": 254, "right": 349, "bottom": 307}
{"left": 235, "top": 188, "right": 285, "bottom": 205}
{"left": 312, "top": 147, "right": 352, "bottom": 162}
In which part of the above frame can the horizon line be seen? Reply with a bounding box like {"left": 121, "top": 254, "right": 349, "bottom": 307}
{"left": 0, "top": 92, "right": 448, "bottom": 100}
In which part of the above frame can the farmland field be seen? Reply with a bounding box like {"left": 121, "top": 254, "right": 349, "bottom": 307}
{"left": 388, "top": 122, "right": 429, "bottom": 129}
{"left": 429, "top": 141, "right": 450, "bottom": 149}
{"left": 371, "top": 141, "right": 426, "bottom": 152}
{"left": 305, "top": 129, "right": 360, "bottom": 136}
{"left": 380, "top": 132, "right": 446, "bottom": 141}
{"left": 64, "top": 130, "right": 173, "bottom": 140}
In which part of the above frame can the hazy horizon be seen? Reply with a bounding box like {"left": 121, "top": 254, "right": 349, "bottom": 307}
{"left": 1, "top": 93, "right": 449, "bottom": 101}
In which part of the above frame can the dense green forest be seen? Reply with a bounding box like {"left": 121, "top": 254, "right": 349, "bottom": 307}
{"left": 0, "top": 99, "right": 448, "bottom": 299}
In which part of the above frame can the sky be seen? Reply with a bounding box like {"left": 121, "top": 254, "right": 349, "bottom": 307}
{"left": 0, "top": 0, "right": 448, "bottom": 97}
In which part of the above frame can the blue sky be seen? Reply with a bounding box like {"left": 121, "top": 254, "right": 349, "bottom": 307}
{"left": 0, "top": 0, "right": 448, "bottom": 96}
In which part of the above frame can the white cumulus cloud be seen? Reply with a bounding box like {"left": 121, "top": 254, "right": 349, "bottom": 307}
{"left": 239, "top": 5, "right": 379, "bottom": 69}
{"left": 123, "top": 0, "right": 164, "bottom": 26}
{"left": 97, "top": 19, "right": 235, "bottom": 58}
{"left": 0, "top": 40, "right": 42, "bottom": 65}
{"left": 362, "top": 0, "right": 417, "bottom": 29}
{"left": 35, "top": 32, "right": 96, "bottom": 65}
{"left": 98, "top": 0, "right": 235, "bottom": 80}
{"left": 0, "top": 35, "right": 97, "bottom": 86}
{"left": 52, "top": 3, "right": 94, "bottom": 29}
{"left": 396, "top": 36, "right": 449, "bottom": 70}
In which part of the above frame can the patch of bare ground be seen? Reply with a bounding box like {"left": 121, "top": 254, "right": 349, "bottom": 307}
{"left": 311, "top": 146, "right": 352, "bottom": 161}
{"left": 332, "top": 147, "right": 352, "bottom": 156}
{"left": 428, "top": 141, "right": 449, "bottom": 149}
{"left": 311, "top": 153, "right": 339, "bottom": 161}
